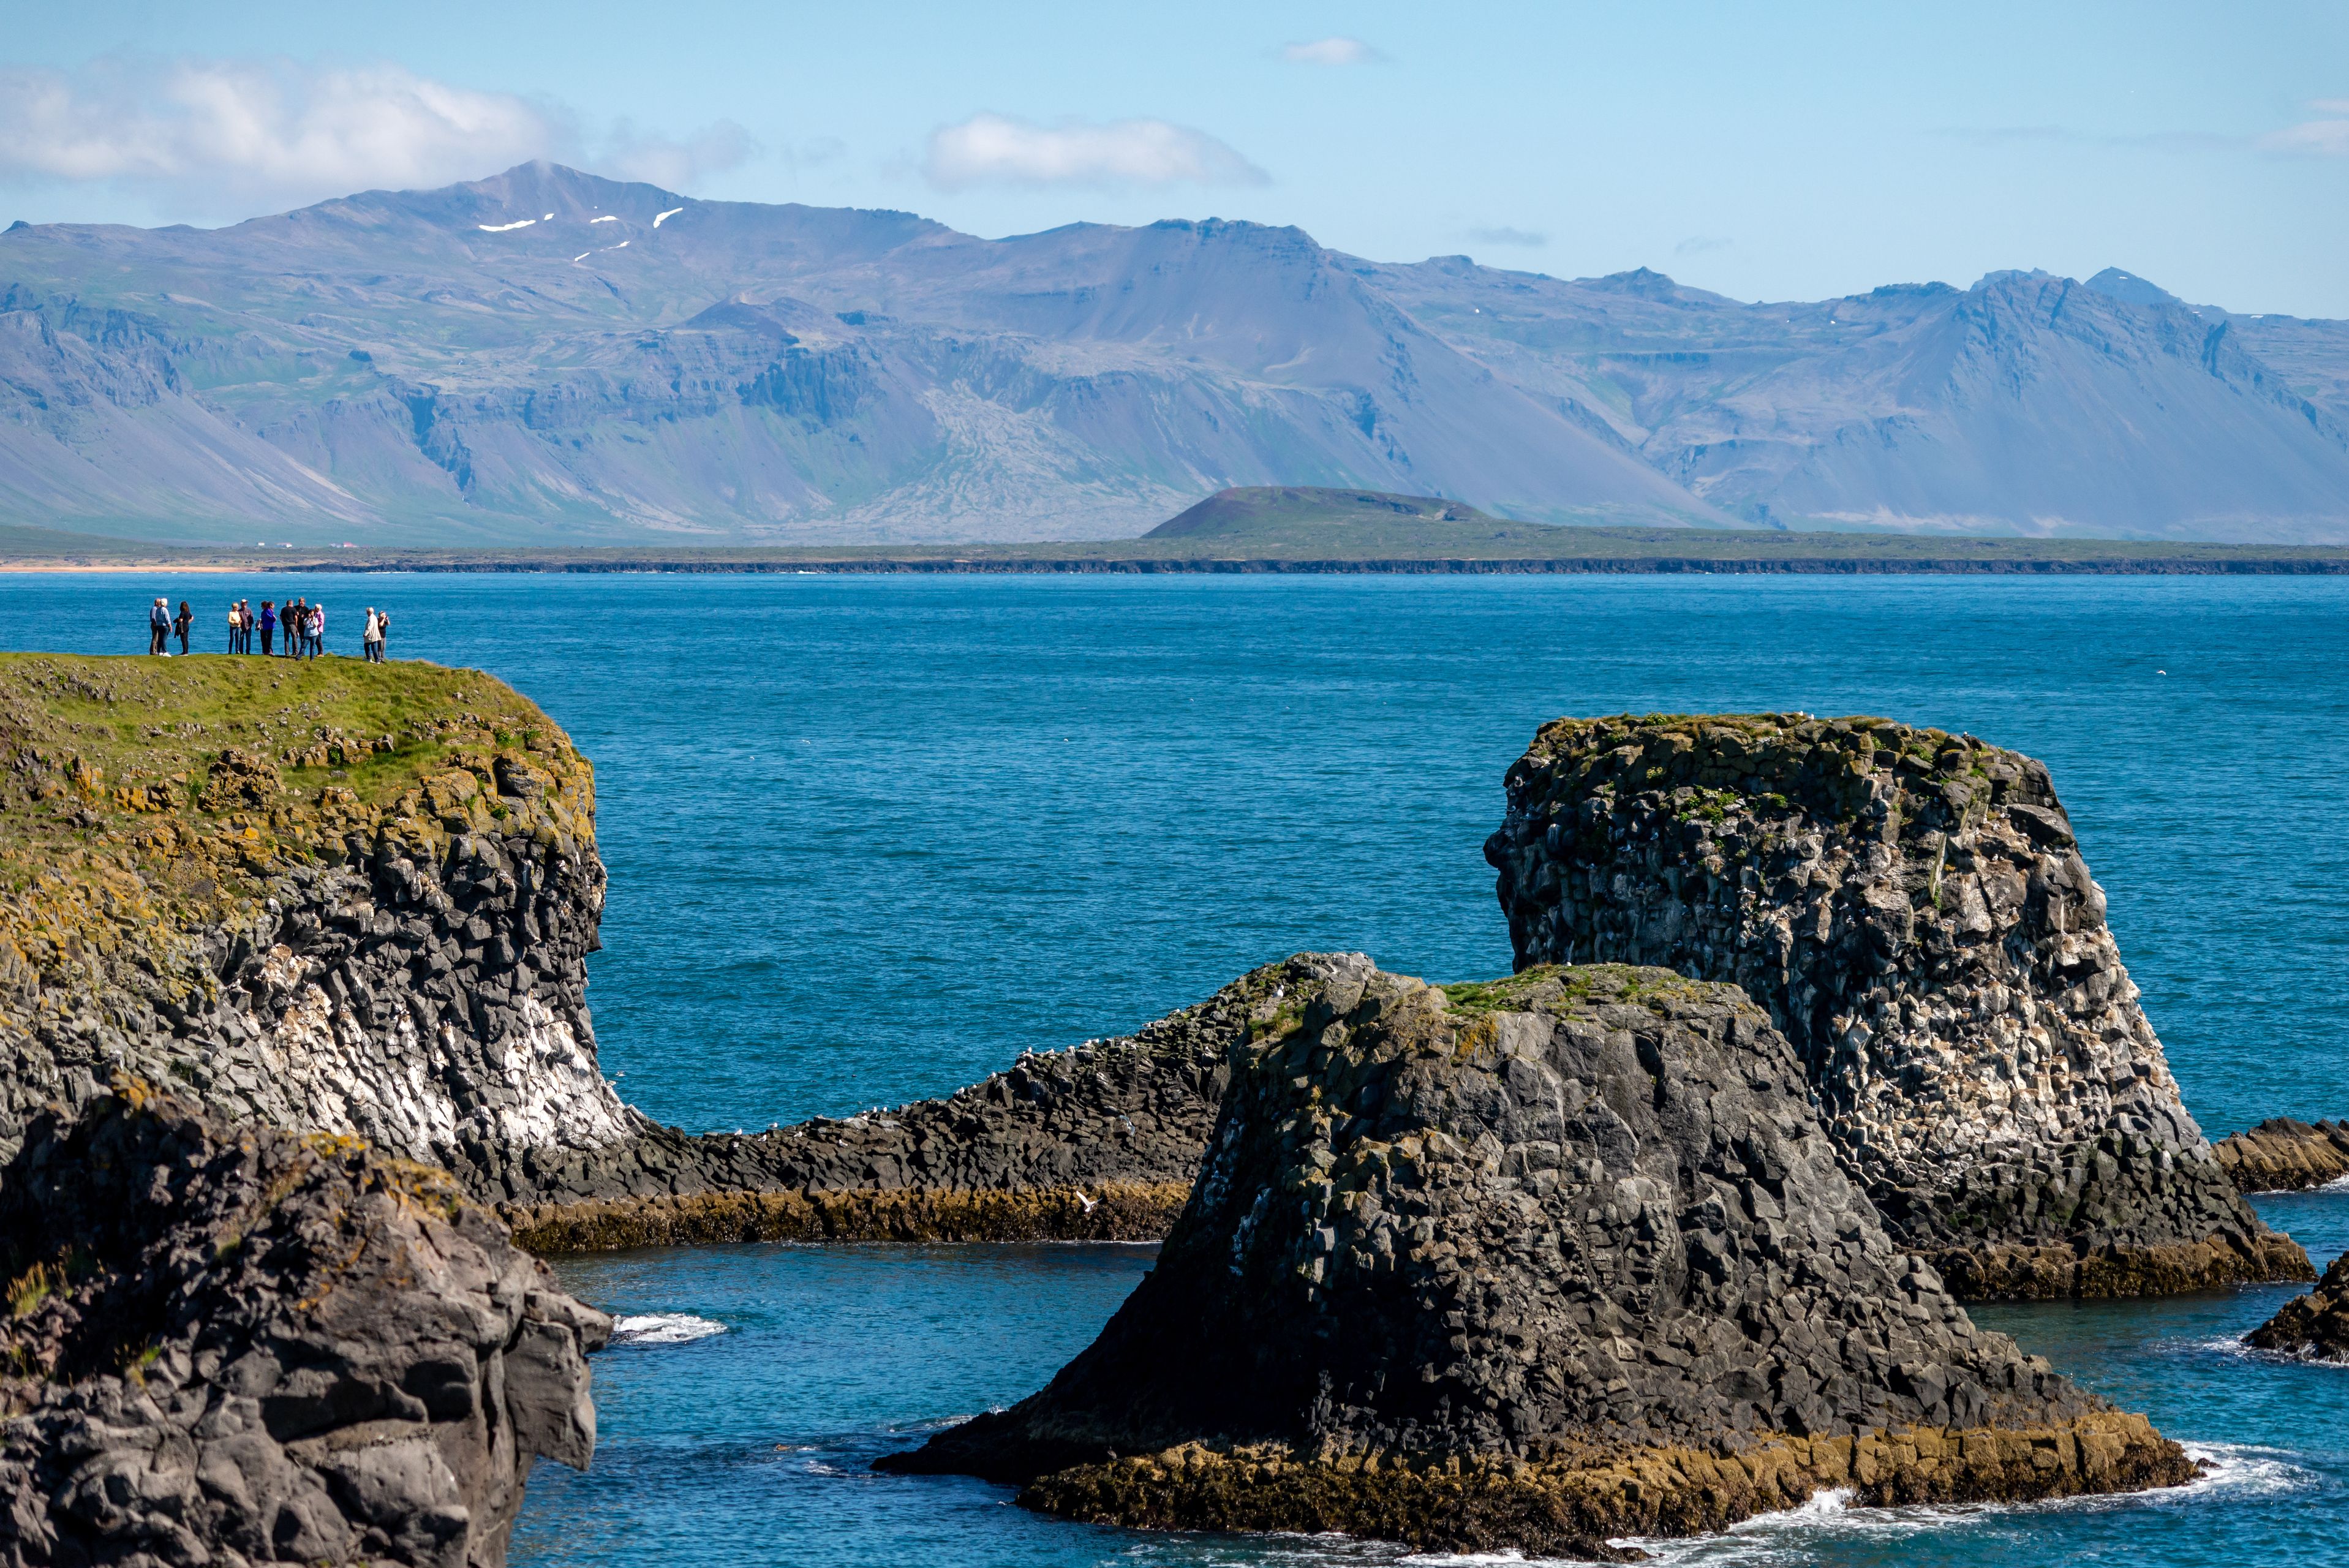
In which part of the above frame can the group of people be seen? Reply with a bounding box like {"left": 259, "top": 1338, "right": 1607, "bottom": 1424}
{"left": 145, "top": 596, "right": 391, "bottom": 662}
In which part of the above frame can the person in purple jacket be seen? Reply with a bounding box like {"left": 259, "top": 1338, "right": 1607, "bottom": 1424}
{"left": 258, "top": 600, "right": 277, "bottom": 657}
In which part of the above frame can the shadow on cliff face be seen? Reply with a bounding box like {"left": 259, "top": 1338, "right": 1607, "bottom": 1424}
{"left": 0, "top": 1083, "right": 610, "bottom": 1568}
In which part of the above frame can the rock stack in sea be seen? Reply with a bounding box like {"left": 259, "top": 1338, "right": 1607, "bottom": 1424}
{"left": 1481, "top": 713, "right": 2307, "bottom": 1298}
{"left": 882, "top": 960, "right": 2193, "bottom": 1558}
{"left": 2245, "top": 1250, "right": 2349, "bottom": 1362}
{"left": 2214, "top": 1119, "right": 2349, "bottom": 1193}
{"left": 0, "top": 1084, "right": 609, "bottom": 1567}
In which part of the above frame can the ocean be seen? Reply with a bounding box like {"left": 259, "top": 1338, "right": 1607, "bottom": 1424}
{"left": 6, "top": 570, "right": 2346, "bottom": 1565}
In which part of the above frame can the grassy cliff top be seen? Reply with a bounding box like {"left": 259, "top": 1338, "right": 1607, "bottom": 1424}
{"left": 1507, "top": 711, "right": 2057, "bottom": 831}
{"left": 0, "top": 655, "right": 595, "bottom": 1014}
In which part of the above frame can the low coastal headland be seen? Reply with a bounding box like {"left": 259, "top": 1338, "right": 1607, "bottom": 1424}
{"left": 2, "top": 650, "right": 2344, "bottom": 1559}
{"left": 11, "top": 487, "right": 2349, "bottom": 576}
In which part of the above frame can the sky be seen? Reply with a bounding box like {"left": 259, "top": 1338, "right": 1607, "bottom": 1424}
{"left": 4, "top": 1, "right": 2346, "bottom": 317}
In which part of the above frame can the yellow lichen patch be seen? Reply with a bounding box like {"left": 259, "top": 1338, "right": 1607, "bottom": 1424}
{"left": 502, "top": 1182, "right": 1194, "bottom": 1254}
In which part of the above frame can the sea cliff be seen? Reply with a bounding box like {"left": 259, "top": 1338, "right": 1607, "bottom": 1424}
{"left": 1483, "top": 713, "right": 2307, "bottom": 1297}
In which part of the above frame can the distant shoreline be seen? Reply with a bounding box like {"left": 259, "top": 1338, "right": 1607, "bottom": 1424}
{"left": 8, "top": 553, "right": 2349, "bottom": 577}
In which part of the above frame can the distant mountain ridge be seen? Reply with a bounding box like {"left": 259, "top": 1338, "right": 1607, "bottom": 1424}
{"left": 2, "top": 161, "right": 2345, "bottom": 545}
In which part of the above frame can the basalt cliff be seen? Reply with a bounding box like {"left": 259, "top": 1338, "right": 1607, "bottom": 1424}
{"left": 882, "top": 960, "right": 2192, "bottom": 1558}
{"left": 0, "top": 1084, "right": 608, "bottom": 1567}
{"left": 0, "top": 653, "right": 1238, "bottom": 1249}
{"left": 1483, "top": 713, "right": 2307, "bottom": 1298}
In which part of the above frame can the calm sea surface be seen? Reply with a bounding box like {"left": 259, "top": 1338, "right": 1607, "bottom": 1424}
{"left": 5, "top": 571, "right": 2346, "bottom": 1565}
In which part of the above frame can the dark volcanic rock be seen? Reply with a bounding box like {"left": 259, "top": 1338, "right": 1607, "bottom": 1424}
{"left": 498, "top": 956, "right": 1353, "bottom": 1250}
{"left": 2215, "top": 1118, "right": 2349, "bottom": 1193}
{"left": 1482, "top": 713, "right": 2307, "bottom": 1298}
{"left": 0, "top": 1085, "right": 609, "bottom": 1567}
{"left": 883, "top": 962, "right": 2192, "bottom": 1558}
{"left": 2246, "top": 1250, "right": 2349, "bottom": 1362}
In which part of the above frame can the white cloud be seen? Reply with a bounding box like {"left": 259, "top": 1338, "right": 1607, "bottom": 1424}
{"left": 0, "top": 55, "right": 760, "bottom": 217}
{"left": 1467, "top": 225, "right": 1546, "bottom": 247}
{"left": 925, "top": 113, "right": 1266, "bottom": 190}
{"left": 1281, "top": 37, "right": 1384, "bottom": 66}
{"left": 1675, "top": 235, "right": 1732, "bottom": 255}
{"left": 0, "top": 57, "right": 553, "bottom": 208}
{"left": 2262, "top": 100, "right": 2349, "bottom": 156}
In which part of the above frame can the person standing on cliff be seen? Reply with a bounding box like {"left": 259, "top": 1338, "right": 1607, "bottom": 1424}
{"left": 172, "top": 600, "right": 192, "bottom": 655}
{"left": 258, "top": 600, "right": 276, "bottom": 657}
{"left": 281, "top": 598, "right": 303, "bottom": 657}
{"left": 361, "top": 607, "right": 383, "bottom": 663}
{"left": 309, "top": 602, "right": 325, "bottom": 658}
{"left": 373, "top": 607, "right": 390, "bottom": 661}
{"left": 226, "top": 600, "right": 241, "bottom": 653}
{"left": 147, "top": 597, "right": 169, "bottom": 655}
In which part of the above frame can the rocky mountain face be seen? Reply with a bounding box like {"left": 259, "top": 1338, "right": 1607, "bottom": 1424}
{"left": 1483, "top": 713, "right": 2309, "bottom": 1298}
{"left": 0, "top": 1087, "right": 608, "bottom": 1567}
{"left": 2, "top": 162, "right": 2345, "bottom": 545}
{"left": 881, "top": 960, "right": 2192, "bottom": 1556}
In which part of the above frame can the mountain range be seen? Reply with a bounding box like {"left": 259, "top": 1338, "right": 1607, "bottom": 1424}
{"left": 4, "top": 161, "right": 2346, "bottom": 546}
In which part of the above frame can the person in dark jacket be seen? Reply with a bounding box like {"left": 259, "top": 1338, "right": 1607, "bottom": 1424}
{"left": 172, "top": 600, "right": 192, "bottom": 654}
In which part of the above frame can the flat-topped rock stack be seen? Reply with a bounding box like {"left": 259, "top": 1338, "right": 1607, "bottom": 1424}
{"left": 882, "top": 960, "right": 2193, "bottom": 1558}
{"left": 0, "top": 1085, "right": 609, "bottom": 1567}
{"left": 1483, "top": 713, "right": 2308, "bottom": 1298}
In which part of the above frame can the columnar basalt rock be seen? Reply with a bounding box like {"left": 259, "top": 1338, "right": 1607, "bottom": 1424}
{"left": 497, "top": 955, "right": 1346, "bottom": 1250}
{"left": 0, "top": 657, "right": 635, "bottom": 1191}
{"left": 882, "top": 962, "right": 2193, "bottom": 1557}
{"left": 0, "top": 1086, "right": 609, "bottom": 1567}
{"left": 1482, "top": 713, "right": 2307, "bottom": 1298}
{"left": 2214, "top": 1118, "right": 2349, "bottom": 1193}
{"left": 2245, "top": 1250, "right": 2349, "bottom": 1362}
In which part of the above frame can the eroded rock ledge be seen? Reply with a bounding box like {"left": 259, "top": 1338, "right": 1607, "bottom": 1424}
{"left": 0, "top": 1085, "right": 608, "bottom": 1567}
{"left": 495, "top": 956, "right": 1349, "bottom": 1251}
{"left": 881, "top": 962, "right": 2193, "bottom": 1558}
{"left": 2215, "top": 1119, "right": 2349, "bottom": 1193}
{"left": 1483, "top": 712, "right": 2306, "bottom": 1298}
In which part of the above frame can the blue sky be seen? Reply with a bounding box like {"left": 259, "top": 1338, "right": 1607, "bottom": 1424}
{"left": 6, "top": 1, "right": 2346, "bottom": 315}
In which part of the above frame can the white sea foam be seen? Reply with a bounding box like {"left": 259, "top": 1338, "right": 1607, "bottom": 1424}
{"left": 609, "top": 1313, "right": 726, "bottom": 1345}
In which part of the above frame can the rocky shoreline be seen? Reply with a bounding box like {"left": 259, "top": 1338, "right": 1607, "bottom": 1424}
{"left": 2214, "top": 1118, "right": 2349, "bottom": 1193}
{"left": 0, "top": 1084, "right": 608, "bottom": 1567}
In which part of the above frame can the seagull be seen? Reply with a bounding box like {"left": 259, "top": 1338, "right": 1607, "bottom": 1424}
{"left": 1076, "top": 1189, "right": 1099, "bottom": 1213}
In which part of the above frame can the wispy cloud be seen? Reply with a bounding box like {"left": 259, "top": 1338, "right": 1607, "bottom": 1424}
{"left": 1466, "top": 225, "right": 1545, "bottom": 247}
{"left": 1280, "top": 37, "right": 1385, "bottom": 66}
{"left": 2261, "top": 98, "right": 2349, "bottom": 156}
{"left": 604, "top": 119, "right": 760, "bottom": 190}
{"left": 1675, "top": 235, "right": 1732, "bottom": 256}
{"left": 925, "top": 113, "right": 1266, "bottom": 190}
{"left": 0, "top": 54, "right": 755, "bottom": 217}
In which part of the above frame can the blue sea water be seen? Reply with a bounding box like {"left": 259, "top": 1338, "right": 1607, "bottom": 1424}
{"left": 6, "top": 570, "right": 2348, "bottom": 1565}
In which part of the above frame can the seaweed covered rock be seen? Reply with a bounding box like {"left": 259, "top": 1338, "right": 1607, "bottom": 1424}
{"left": 500, "top": 956, "right": 1356, "bottom": 1250}
{"left": 1483, "top": 713, "right": 2306, "bottom": 1298}
{"left": 2215, "top": 1119, "right": 2349, "bottom": 1194}
{"left": 0, "top": 1086, "right": 609, "bottom": 1567}
{"left": 2245, "top": 1251, "right": 2349, "bottom": 1362}
{"left": 882, "top": 962, "right": 2192, "bottom": 1557}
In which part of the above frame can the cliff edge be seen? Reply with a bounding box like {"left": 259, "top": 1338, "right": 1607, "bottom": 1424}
{"left": 1483, "top": 713, "right": 2307, "bottom": 1298}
